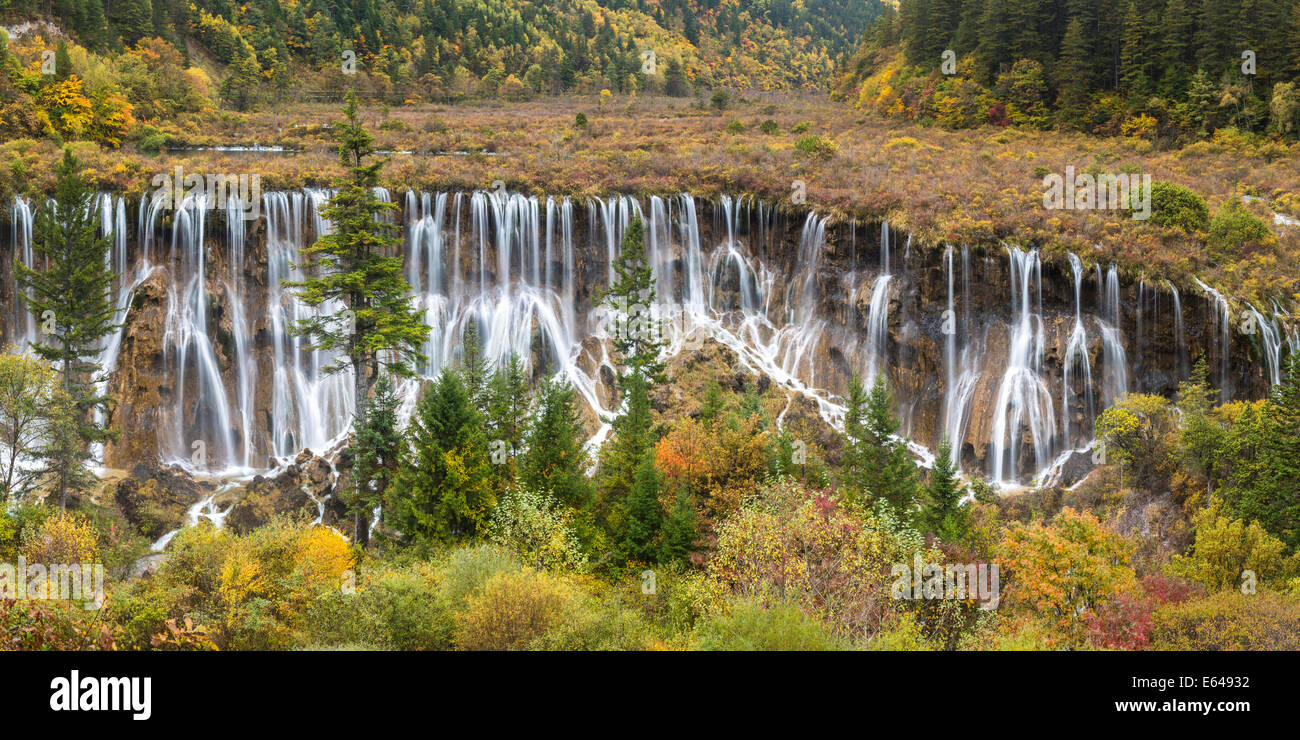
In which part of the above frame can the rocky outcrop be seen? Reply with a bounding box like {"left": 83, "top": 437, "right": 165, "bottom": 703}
{"left": 225, "top": 450, "right": 345, "bottom": 534}
{"left": 114, "top": 464, "right": 208, "bottom": 539}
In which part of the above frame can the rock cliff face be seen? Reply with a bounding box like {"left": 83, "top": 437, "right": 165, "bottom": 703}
{"left": 1, "top": 190, "right": 1285, "bottom": 488}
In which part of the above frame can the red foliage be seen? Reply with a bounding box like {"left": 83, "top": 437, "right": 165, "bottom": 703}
{"left": 1085, "top": 593, "right": 1153, "bottom": 651}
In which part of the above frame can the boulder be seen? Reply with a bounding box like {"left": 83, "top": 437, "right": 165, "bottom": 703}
{"left": 114, "top": 464, "right": 206, "bottom": 539}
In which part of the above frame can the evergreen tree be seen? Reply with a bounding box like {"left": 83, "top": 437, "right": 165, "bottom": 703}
{"left": 485, "top": 352, "right": 530, "bottom": 461}
{"left": 520, "top": 377, "right": 592, "bottom": 510}
{"left": 924, "top": 437, "right": 968, "bottom": 540}
{"left": 622, "top": 453, "right": 663, "bottom": 563}
{"left": 387, "top": 372, "right": 495, "bottom": 543}
{"left": 286, "top": 91, "right": 429, "bottom": 423}
{"left": 1054, "top": 17, "right": 1092, "bottom": 123}
{"left": 458, "top": 320, "right": 490, "bottom": 409}
{"left": 15, "top": 147, "right": 118, "bottom": 509}
{"left": 842, "top": 374, "right": 919, "bottom": 517}
{"left": 1118, "top": 0, "right": 1146, "bottom": 94}
{"left": 600, "top": 214, "right": 666, "bottom": 384}
{"left": 349, "top": 371, "right": 402, "bottom": 545}
{"left": 658, "top": 487, "right": 697, "bottom": 563}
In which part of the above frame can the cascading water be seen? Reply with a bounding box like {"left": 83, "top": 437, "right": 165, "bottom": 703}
{"left": 2, "top": 189, "right": 1290, "bottom": 491}
{"left": 988, "top": 247, "right": 1057, "bottom": 485}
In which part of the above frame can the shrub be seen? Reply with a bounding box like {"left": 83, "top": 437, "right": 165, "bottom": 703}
{"left": 1169, "top": 499, "right": 1291, "bottom": 591}
{"left": 791, "top": 121, "right": 811, "bottom": 134}
{"left": 21, "top": 510, "right": 98, "bottom": 565}
{"left": 1206, "top": 203, "right": 1275, "bottom": 263}
{"left": 1142, "top": 181, "right": 1210, "bottom": 231}
{"left": 1151, "top": 589, "right": 1300, "bottom": 650}
{"left": 758, "top": 119, "right": 779, "bottom": 135}
{"left": 485, "top": 488, "right": 587, "bottom": 572}
{"left": 794, "top": 134, "right": 837, "bottom": 159}
{"left": 710, "top": 90, "right": 730, "bottom": 110}
{"left": 724, "top": 120, "right": 745, "bottom": 134}
{"left": 454, "top": 567, "right": 573, "bottom": 650}
{"left": 530, "top": 589, "right": 653, "bottom": 650}
{"left": 1085, "top": 593, "right": 1153, "bottom": 650}
{"left": 709, "top": 478, "right": 914, "bottom": 638}
{"left": 438, "top": 544, "right": 519, "bottom": 613}
{"left": 693, "top": 599, "right": 843, "bottom": 650}
{"left": 999, "top": 507, "right": 1138, "bottom": 645}
{"left": 573, "top": 112, "right": 587, "bottom": 129}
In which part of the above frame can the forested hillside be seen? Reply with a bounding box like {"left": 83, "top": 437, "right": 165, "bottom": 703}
{"left": 834, "top": 0, "right": 1300, "bottom": 141}
{"left": 11, "top": 0, "right": 883, "bottom": 102}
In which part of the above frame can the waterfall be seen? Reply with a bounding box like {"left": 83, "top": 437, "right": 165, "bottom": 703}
{"left": 2, "top": 189, "right": 1285, "bottom": 489}
{"left": 1061, "top": 253, "right": 1094, "bottom": 448}
{"left": 1099, "top": 264, "right": 1129, "bottom": 407}
{"left": 988, "top": 247, "right": 1056, "bottom": 485}
{"left": 1195, "top": 278, "right": 1233, "bottom": 399}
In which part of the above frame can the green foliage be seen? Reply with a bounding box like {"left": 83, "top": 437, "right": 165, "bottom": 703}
{"left": 794, "top": 134, "right": 838, "bottom": 159}
{"left": 1206, "top": 202, "right": 1276, "bottom": 263}
{"left": 1144, "top": 181, "right": 1210, "bottom": 231}
{"left": 349, "top": 372, "right": 403, "bottom": 544}
{"left": 519, "top": 377, "right": 591, "bottom": 510}
{"left": 386, "top": 372, "right": 495, "bottom": 544}
{"left": 14, "top": 147, "right": 118, "bottom": 507}
{"left": 923, "top": 437, "right": 968, "bottom": 541}
{"left": 486, "top": 487, "right": 588, "bottom": 572}
{"left": 842, "top": 374, "right": 919, "bottom": 518}
{"left": 693, "top": 599, "right": 845, "bottom": 650}
{"left": 621, "top": 454, "right": 663, "bottom": 564}
{"left": 285, "top": 92, "right": 429, "bottom": 416}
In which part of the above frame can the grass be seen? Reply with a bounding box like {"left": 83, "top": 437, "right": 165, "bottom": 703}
{"left": 2, "top": 91, "right": 1298, "bottom": 308}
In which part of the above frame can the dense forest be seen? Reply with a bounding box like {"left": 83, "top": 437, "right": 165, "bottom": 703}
{"left": 835, "top": 0, "right": 1300, "bottom": 140}
{"left": 10, "top": 0, "right": 883, "bottom": 101}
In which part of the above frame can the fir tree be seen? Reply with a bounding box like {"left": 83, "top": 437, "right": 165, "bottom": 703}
{"left": 15, "top": 147, "right": 118, "bottom": 509}
{"left": 599, "top": 214, "right": 666, "bottom": 384}
{"left": 520, "top": 377, "right": 592, "bottom": 510}
{"left": 842, "top": 374, "right": 919, "bottom": 517}
{"left": 924, "top": 437, "right": 968, "bottom": 540}
{"left": 622, "top": 453, "right": 663, "bottom": 563}
{"left": 286, "top": 91, "right": 429, "bottom": 423}
{"left": 386, "top": 372, "right": 494, "bottom": 543}
{"left": 658, "top": 487, "right": 697, "bottom": 564}
{"left": 350, "top": 372, "right": 402, "bottom": 545}
{"left": 458, "top": 320, "right": 490, "bottom": 410}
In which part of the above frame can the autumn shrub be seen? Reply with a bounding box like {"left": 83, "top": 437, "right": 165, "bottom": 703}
{"left": 999, "top": 507, "right": 1138, "bottom": 646}
{"left": 693, "top": 599, "right": 844, "bottom": 651}
{"left": 794, "top": 134, "right": 837, "bottom": 159}
{"left": 1150, "top": 589, "right": 1300, "bottom": 650}
{"left": 437, "top": 544, "right": 520, "bottom": 614}
{"left": 725, "top": 120, "right": 745, "bottom": 134}
{"left": 1085, "top": 593, "right": 1153, "bottom": 650}
{"left": 709, "top": 477, "right": 921, "bottom": 639}
{"left": 485, "top": 488, "right": 588, "bottom": 572}
{"left": 454, "top": 567, "right": 574, "bottom": 650}
{"left": 759, "top": 119, "right": 779, "bottom": 135}
{"left": 107, "top": 520, "right": 355, "bottom": 650}
{"left": 655, "top": 415, "right": 771, "bottom": 528}
{"left": 1142, "top": 181, "right": 1210, "bottom": 232}
{"left": 20, "top": 510, "right": 98, "bottom": 565}
{"left": 1169, "top": 499, "right": 1293, "bottom": 591}
{"left": 0, "top": 599, "right": 118, "bottom": 651}
{"left": 1206, "top": 203, "right": 1276, "bottom": 264}
{"left": 529, "top": 587, "right": 653, "bottom": 650}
